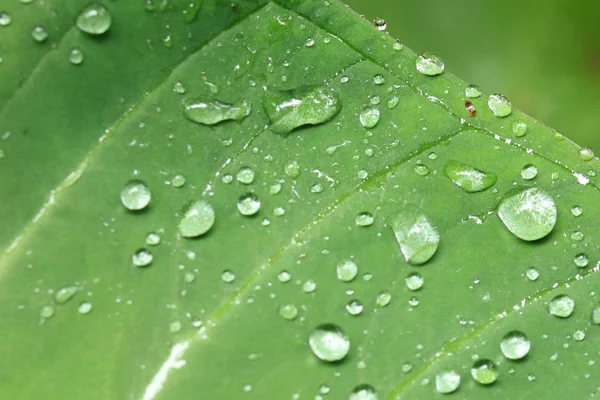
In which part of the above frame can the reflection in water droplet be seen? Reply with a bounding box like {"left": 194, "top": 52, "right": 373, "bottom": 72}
{"left": 526, "top": 267, "right": 539, "bottom": 281}
{"left": 443, "top": 160, "right": 497, "bottom": 193}
{"left": 69, "top": 48, "right": 84, "bottom": 65}
{"left": 120, "top": 180, "right": 151, "bottom": 211}
{"left": 387, "top": 206, "right": 440, "bottom": 265}
{"left": 346, "top": 300, "right": 364, "bottom": 316}
{"left": 355, "top": 212, "right": 374, "bottom": 227}
{"left": 263, "top": 86, "right": 342, "bottom": 135}
{"left": 349, "top": 384, "right": 377, "bottom": 400}
{"left": 580, "top": 147, "right": 594, "bottom": 161}
{"left": 435, "top": 370, "right": 460, "bottom": 394}
{"left": 78, "top": 302, "right": 92, "bottom": 314}
{"left": 221, "top": 270, "right": 236, "bottom": 283}
{"left": 359, "top": 107, "right": 380, "bottom": 129}
{"left": 498, "top": 187, "right": 557, "bottom": 241}
{"left": 376, "top": 291, "right": 391, "bottom": 308}
{"left": 337, "top": 260, "right": 358, "bottom": 282}
{"left": 76, "top": 4, "right": 112, "bottom": 35}
{"left": 465, "top": 84, "right": 481, "bottom": 98}
{"left": 549, "top": 294, "right": 575, "bottom": 318}
{"left": 488, "top": 94, "right": 512, "bottom": 117}
{"left": 279, "top": 304, "right": 298, "bottom": 320}
{"left": 471, "top": 359, "right": 498, "bottom": 385}
{"left": 237, "top": 193, "right": 261, "bottom": 216}
{"left": 500, "top": 331, "right": 531, "bottom": 360}
{"left": 574, "top": 253, "right": 589, "bottom": 267}
{"left": 285, "top": 161, "right": 301, "bottom": 178}
{"left": 512, "top": 121, "right": 527, "bottom": 137}
{"left": 415, "top": 52, "right": 445, "bottom": 76}
{"left": 55, "top": 286, "right": 79, "bottom": 304}
{"left": 183, "top": 98, "right": 250, "bottom": 125}
{"left": 31, "top": 26, "right": 48, "bottom": 42}
{"left": 178, "top": 200, "right": 215, "bottom": 237}
{"left": 133, "top": 249, "right": 153, "bottom": 267}
{"left": 520, "top": 164, "right": 538, "bottom": 180}
{"left": 309, "top": 323, "right": 350, "bottom": 362}
{"left": 405, "top": 272, "right": 424, "bottom": 291}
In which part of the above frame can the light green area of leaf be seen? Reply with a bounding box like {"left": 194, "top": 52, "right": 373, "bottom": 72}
{"left": 1, "top": 0, "right": 599, "bottom": 399}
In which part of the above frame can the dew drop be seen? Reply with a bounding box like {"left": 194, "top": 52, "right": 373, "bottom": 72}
{"left": 132, "top": 248, "right": 153, "bottom": 267}
{"left": 277, "top": 270, "right": 291, "bottom": 282}
{"left": 279, "top": 304, "right": 298, "bottom": 320}
{"left": 471, "top": 359, "right": 498, "bottom": 385}
{"left": 408, "top": 297, "right": 419, "bottom": 307}
{"left": 337, "top": 260, "right": 358, "bottom": 282}
{"left": 413, "top": 164, "right": 430, "bottom": 176}
{"left": 55, "top": 286, "right": 79, "bottom": 304}
{"left": 309, "top": 323, "right": 350, "bottom": 362}
{"left": 465, "top": 84, "right": 481, "bottom": 98}
{"left": 269, "top": 183, "right": 282, "bottom": 195}
{"left": 512, "top": 121, "right": 527, "bottom": 137}
{"left": 373, "top": 74, "right": 385, "bottom": 85}
{"left": 355, "top": 212, "right": 374, "bottom": 227}
{"left": 573, "top": 330, "right": 585, "bottom": 341}
{"left": 236, "top": 167, "right": 255, "bottom": 184}
{"left": 376, "top": 291, "right": 391, "bottom": 308}
{"left": 387, "top": 96, "right": 399, "bottom": 109}
{"left": 120, "top": 180, "right": 151, "bottom": 211}
{"left": 571, "top": 205, "right": 583, "bottom": 217}
{"left": 349, "top": 384, "right": 377, "bottom": 400}
{"left": 78, "top": 302, "right": 92, "bottom": 315}
{"left": 69, "top": 48, "right": 84, "bottom": 65}
{"left": 302, "top": 280, "right": 317, "bottom": 293}
{"left": 393, "top": 40, "right": 403, "bottom": 51}
{"left": 237, "top": 193, "right": 261, "bottom": 216}
{"left": 221, "top": 270, "right": 236, "bottom": 283}
{"left": 443, "top": 160, "right": 497, "bottom": 192}
{"left": 169, "top": 321, "right": 182, "bottom": 333}
{"left": 183, "top": 98, "right": 250, "bottom": 125}
{"left": 500, "top": 331, "right": 531, "bottom": 360}
{"left": 570, "top": 231, "right": 584, "bottom": 241}
{"left": 526, "top": 267, "right": 539, "bottom": 281}
{"left": 172, "top": 174, "right": 186, "bottom": 188}
{"left": 520, "top": 164, "right": 538, "bottom": 180}
{"left": 592, "top": 305, "right": 600, "bottom": 324}
{"left": 401, "top": 363, "right": 413, "bottom": 373}
{"left": 40, "top": 305, "right": 55, "bottom": 320}
{"left": 574, "top": 253, "right": 589, "bottom": 267}
{"left": 285, "top": 161, "right": 301, "bottom": 179}
{"left": 346, "top": 300, "right": 364, "bottom": 316}
{"left": 488, "top": 94, "right": 512, "bottom": 117}
{"left": 549, "top": 294, "right": 575, "bottom": 318}
{"left": 435, "top": 370, "right": 460, "bottom": 394}
{"left": 498, "top": 187, "right": 557, "bottom": 241}
{"left": 31, "top": 26, "right": 48, "bottom": 42}
{"left": 178, "top": 200, "right": 215, "bottom": 237}
{"left": 274, "top": 207, "right": 286, "bottom": 217}
{"left": 0, "top": 12, "right": 11, "bottom": 26}
{"left": 76, "top": 4, "right": 112, "bottom": 35}
{"left": 387, "top": 206, "right": 440, "bottom": 265}
{"left": 184, "top": 272, "right": 196, "bottom": 283}
{"left": 173, "top": 81, "right": 186, "bottom": 94}
{"left": 359, "top": 107, "right": 380, "bottom": 129}
{"left": 580, "top": 147, "right": 594, "bottom": 161}
{"left": 305, "top": 37, "right": 315, "bottom": 47}
{"left": 405, "top": 272, "right": 424, "bottom": 291}
{"left": 373, "top": 17, "right": 386, "bottom": 30}
{"left": 415, "top": 52, "right": 445, "bottom": 76}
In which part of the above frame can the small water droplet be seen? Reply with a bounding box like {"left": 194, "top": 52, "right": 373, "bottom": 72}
{"left": 488, "top": 94, "right": 512, "bottom": 117}
{"left": 302, "top": 280, "right": 317, "bottom": 293}
{"left": 78, "top": 302, "right": 92, "bottom": 314}
{"left": 405, "top": 272, "right": 424, "bottom": 291}
{"left": 76, "top": 4, "right": 112, "bottom": 35}
{"left": 337, "top": 260, "right": 358, "bottom": 282}
{"left": 355, "top": 212, "right": 374, "bottom": 227}
{"left": 387, "top": 206, "right": 440, "bottom": 265}
{"left": 413, "top": 164, "right": 430, "bottom": 176}
{"left": 269, "top": 183, "right": 282, "bottom": 195}
{"left": 40, "top": 305, "right": 55, "bottom": 320}
{"left": 172, "top": 174, "right": 186, "bottom": 188}
{"left": 120, "top": 180, "right": 151, "bottom": 211}
{"left": 373, "top": 74, "right": 385, "bottom": 85}
{"left": 471, "top": 359, "right": 498, "bottom": 385}
{"left": 221, "top": 270, "right": 236, "bottom": 283}
{"left": 373, "top": 17, "right": 386, "bottom": 30}
{"left": 235, "top": 167, "right": 255, "bottom": 184}
{"left": 279, "top": 304, "right": 298, "bottom": 320}
{"left": 443, "top": 160, "right": 497, "bottom": 192}
{"left": 309, "top": 323, "right": 350, "bottom": 362}
{"left": 401, "top": 363, "right": 413, "bottom": 373}
{"left": 592, "top": 305, "right": 600, "bottom": 324}
{"left": 498, "top": 187, "right": 557, "bottom": 241}
{"left": 183, "top": 272, "right": 196, "bottom": 283}
{"left": 574, "top": 253, "right": 589, "bottom": 267}
{"left": 580, "top": 147, "right": 594, "bottom": 161}
{"left": 349, "top": 384, "right": 377, "bottom": 400}
{"left": 387, "top": 96, "right": 399, "bottom": 109}
{"left": 570, "top": 231, "right": 584, "bottom": 241}
{"left": 173, "top": 81, "right": 186, "bottom": 94}
{"left": 376, "top": 291, "right": 391, "bottom": 308}
{"left": 31, "top": 26, "right": 48, "bottom": 42}
{"left": 520, "top": 164, "right": 538, "bottom": 180}
{"left": 408, "top": 296, "right": 419, "bottom": 307}
{"left": 277, "top": 270, "right": 291, "bottom": 282}
{"left": 237, "top": 193, "right": 261, "bottom": 216}
{"left": 311, "top": 183, "right": 323, "bottom": 194}
{"left": 305, "top": 37, "right": 315, "bottom": 47}
{"left": 549, "top": 294, "right": 575, "bottom": 318}
{"left": 346, "top": 300, "right": 364, "bottom": 316}
{"left": 573, "top": 330, "right": 585, "bottom": 341}
{"left": 0, "top": 12, "right": 11, "bottom": 26}
{"left": 55, "top": 286, "right": 79, "bottom": 304}
{"left": 465, "top": 84, "right": 481, "bottom": 98}
{"left": 527, "top": 374, "right": 536, "bottom": 382}
{"left": 183, "top": 98, "right": 250, "bottom": 125}
{"left": 69, "top": 48, "right": 84, "bottom": 65}
{"left": 435, "top": 370, "right": 460, "bottom": 394}
{"left": 512, "top": 121, "right": 527, "bottom": 137}
{"left": 415, "top": 52, "right": 445, "bottom": 76}
{"left": 571, "top": 205, "right": 583, "bottom": 217}
{"left": 393, "top": 40, "right": 403, "bottom": 51}
{"left": 169, "top": 321, "right": 182, "bottom": 333}
{"left": 500, "top": 331, "right": 531, "bottom": 360}
{"left": 285, "top": 161, "right": 300, "bottom": 178}
{"left": 526, "top": 267, "right": 539, "bottom": 281}
{"left": 178, "top": 200, "right": 215, "bottom": 237}
{"left": 133, "top": 248, "right": 153, "bottom": 267}
{"left": 359, "top": 107, "right": 380, "bottom": 129}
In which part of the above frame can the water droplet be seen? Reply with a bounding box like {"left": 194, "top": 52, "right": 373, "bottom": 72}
{"left": 221, "top": 270, "right": 236, "bottom": 283}
{"left": 387, "top": 206, "right": 440, "bottom": 265}
{"left": 571, "top": 231, "right": 584, "bottom": 241}
{"left": 592, "top": 305, "right": 600, "bottom": 324}
{"left": 549, "top": 294, "right": 575, "bottom": 318}
{"left": 580, "top": 147, "right": 594, "bottom": 161}
{"left": 358, "top": 170, "right": 369, "bottom": 180}
{"left": 76, "top": 4, "right": 112, "bottom": 35}
{"left": 40, "top": 305, "right": 55, "bottom": 320}
{"left": 349, "top": 384, "right": 377, "bottom": 400}
{"left": 78, "top": 302, "right": 92, "bottom": 314}
{"left": 305, "top": 37, "right": 315, "bottom": 47}
{"left": 302, "top": 280, "right": 317, "bottom": 293}
{"left": 376, "top": 291, "right": 391, "bottom": 307}
{"left": 346, "top": 300, "right": 364, "bottom": 316}
{"left": 413, "top": 164, "right": 430, "bottom": 176}
{"left": 387, "top": 96, "right": 399, "bottom": 109}
{"left": 435, "top": 370, "right": 460, "bottom": 394}
{"left": 263, "top": 86, "right": 342, "bottom": 135}
{"left": 498, "top": 187, "right": 557, "bottom": 241}
{"left": 401, "top": 363, "right": 413, "bottom": 373}
{"left": 178, "top": 200, "right": 215, "bottom": 237}
{"left": 235, "top": 167, "right": 255, "bottom": 184}
{"left": 133, "top": 248, "right": 153, "bottom": 267}
{"left": 237, "top": 193, "right": 261, "bottom": 216}
{"left": 337, "top": 260, "right": 358, "bottom": 282}
{"left": 415, "top": 52, "right": 445, "bottom": 76}
{"left": 500, "top": 331, "right": 530, "bottom": 360}
{"left": 31, "top": 26, "right": 48, "bottom": 42}
{"left": 573, "top": 330, "right": 585, "bottom": 341}
{"left": 443, "top": 160, "right": 497, "bottom": 192}
{"left": 574, "top": 253, "right": 589, "bottom": 267}
{"left": 527, "top": 374, "right": 536, "bottom": 382}
{"left": 0, "top": 12, "right": 11, "bottom": 26}
{"left": 55, "top": 286, "right": 79, "bottom": 304}
{"left": 183, "top": 98, "right": 250, "bottom": 125}
{"left": 487, "top": 94, "right": 512, "bottom": 117}
{"left": 471, "top": 359, "right": 498, "bottom": 385}
{"left": 279, "top": 304, "right": 298, "bottom": 320}
{"left": 526, "top": 267, "right": 539, "bottom": 281}
{"left": 120, "top": 180, "right": 151, "bottom": 211}
{"left": 269, "top": 183, "right": 282, "bottom": 195}
{"left": 393, "top": 40, "right": 403, "bottom": 51}
{"left": 512, "top": 121, "right": 527, "bottom": 137}
{"left": 571, "top": 205, "right": 583, "bottom": 217}
{"left": 373, "top": 17, "right": 386, "bottom": 30}
{"left": 355, "top": 212, "right": 374, "bottom": 227}
{"left": 309, "top": 323, "right": 350, "bottom": 362}
{"left": 465, "top": 84, "right": 481, "bottom": 98}
{"left": 520, "top": 164, "right": 538, "bottom": 180}
{"left": 405, "top": 272, "right": 424, "bottom": 291}
{"left": 274, "top": 207, "right": 286, "bottom": 217}
{"left": 408, "top": 296, "right": 419, "bottom": 307}
{"left": 173, "top": 81, "right": 186, "bottom": 94}
{"left": 172, "top": 174, "right": 186, "bottom": 188}
{"left": 359, "top": 107, "right": 380, "bottom": 129}
{"left": 373, "top": 74, "right": 385, "bottom": 85}
{"left": 169, "top": 321, "right": 182, "bottom": 333}
{"left": 277, "top": 270, "right": 291, "bottom": 282}
{"left": 285, "top": 161, "right": 300, "bottom": 178}
{"left": 69, "top": 48, "right": 84, "bottom": 65}
{"left": 184, "top": 272, "right": 196, "bottom": 283}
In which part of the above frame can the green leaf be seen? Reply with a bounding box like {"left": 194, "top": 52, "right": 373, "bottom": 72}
{"left": 1, "top": 0, "right": 599, "bottom": 399}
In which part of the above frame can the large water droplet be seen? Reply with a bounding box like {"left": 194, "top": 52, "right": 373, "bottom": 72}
{"left": 373, "top": 17, "right": 386, "bottom": 31}
{"left": 309, "top": 324, "right": 350, "bottom": 362}
{"left": 178, "top": 200, "right": 215, "bottom": 237}
{"left": 435, "top": 370, "right": 460, "bottom": 394}
{"left": 76, "top": 4, "right": 112, "bottom": 35}
{"left": 120, "top": 180, "right": 151, "bottom": 210}
{"left": 237, "top": 193, "right": 261, "bottom": 216}
{"left": 133, "top": 248, "right": 153, "bottom": 267}
{"left": 573, "top": 253, "right": 589, "bottom": 267}
{"left": 470, "top": 359, "right": 498, "bottom": 385}
{"left": 500, "top": 331, "right": 530, "bottom": 360}
{"left": 302, "top": 280, "right": 317, "bottom": 293}
{"left": 337, "top": 260, "right": 358, "bottom": 282}
{"left": 571, "top": 205, "right": 583, "bottom": 217}
{"left": 221, "top": 270, "right": 236, "bottom": 283}
{"left": 55, "top": 286, "right": 79, "bottom": 304}
{"left": 443, "top": 160, "right": 497, "bottom": 192}
{"left": 498, "top": 187, "right": 557, "bottom": 241}
{"left": 349, "top": 384, "right": 377, "bottom": 400}
{"left": 183, "top": 98, "right": 250, "bottom": 125}
{"left": 415, "top": 52, "right": 445, "bottom": 76}
{"left": 526, "top": 267, "right": 539, "bottom": 281}
{"left": 487, "top": 94, "right": 512, "bottom": 117}
{"left": 549, "top": 294, "right": 575, "bottom": 318}
{"left": 359, "top": 107, "right": 380, "bottom": 129}
{"left": 387, "top": 206, "right": 440, "bottom": 265}
{"left": 263, "top": 86, "right": 341, "bottom": 135}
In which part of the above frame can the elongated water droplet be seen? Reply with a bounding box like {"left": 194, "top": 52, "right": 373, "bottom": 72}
{"left": 471, "top": 359, "right": 498, "bottom": 385}
{"left": 263, "top": 86, "right": 341, "bottom": 135}
{"left": 178, "top": 200, "right": 215, "bottom": 237}
{"left": 237, "top": 193, "right": 261, "bottom": 216}
{"left": 520, "top": 164, "right": 538, "bottom": 180}
{"left": 55, "top": 286, "right": 79, "bottom": 304}
{"left": 465, "top": 84, "right": 481, "bottom": 98}
{"left": 592, "top": 305, "right": 600, "bottom": 324}
{"left": 120, "top": 180, "right": 151, "bottom": 210}
{"left": 443, "top": 160, "right": 497, "bottom": 192}
{"left": 376, "top": 291, "right": 391, "bottom": 308}
{"left": 309, "top": 324, "right": 350, "bottom": 362}
{"left": 488, "top": 94, "right": 512, "bottom": 117}
{"left": 355, "top": 212, "right": 374, "bottom": 227}
{"left": 76, "top": 4, "right": 112, "bottom": 35}
{"left": 346, "top": 300, "right": 364, "bottom": 316}
{"left": 279, "top": 304, "right": 298, "bottom": 320}
{"left": 359, "top": 107, "right": 380, "bottom": 129}
{"left": 415, "top": 52, "right": 445, "bottom": 76}
{"left": 387, "top": 206, "right": 440, "bottom": 265}
{"left": 435, "top": 370, "right": 460, "bottom": 394}
{"left": 500, "top": 331, "right": 530, "bottom": 360}
{"left": 549, "top": 294, "right": 575, "bottom": 318}
{"left": 349, "top": 384, "right": 377, "bottom": 400}
{"left": 133, "top": 248, "right": 153, "bottom": 267}
{"left": 78, "top": 302, "right": 92, "bottom": 314}
{"left": 498, "top": 187, "right": 557, "bottom": 241}
{"left": 183, "top": 98, "right": 250, "bottom": 125}
{"left": 405, "top": 272, "right": 424, "bottom": 290}
{"left": 337, "top": 260, "right": 358, "bottom": 282}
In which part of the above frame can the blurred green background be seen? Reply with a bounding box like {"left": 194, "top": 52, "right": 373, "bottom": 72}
{"left": 343, "top": 0, "right": 600, "bottom": 153}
